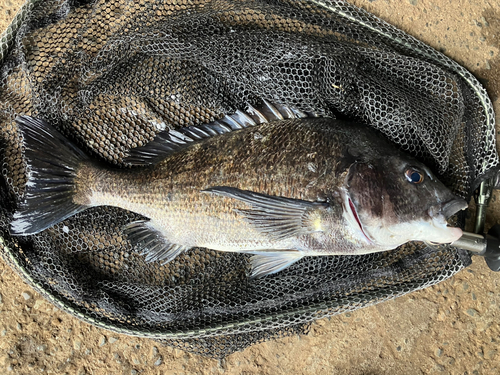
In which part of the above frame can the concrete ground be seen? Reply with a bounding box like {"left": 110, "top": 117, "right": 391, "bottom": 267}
{"left": 0, "top": 0, "right": 499, "bottom": 374}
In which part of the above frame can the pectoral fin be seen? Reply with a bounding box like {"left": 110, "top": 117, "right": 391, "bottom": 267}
{"left": 203, "top": 186, "right": 329, "bottom": 240}
{"left": 123, "top": 220, "right": 190, "bottom": 263}
{"left": 249, "top": 251, "right": 304, "bottom": 278}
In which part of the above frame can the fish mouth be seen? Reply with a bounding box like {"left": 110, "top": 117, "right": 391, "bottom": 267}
{"left": 428, "top": 198, "right": 468, "bottom": 222}
{"left": 342, "top": 191, "right": 373, "bottom": 245}
{"left": 425, "top": 198, "right": 467, "bottom": 245}
{"left": 425, "top": 215, "right": 464, "bottom": 244}
{"left": 441, "top": 198, "right": 468, "bottom": 219}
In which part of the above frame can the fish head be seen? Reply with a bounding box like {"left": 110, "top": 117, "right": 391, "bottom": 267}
{"left": 345, "top": 155, "right": 467, "bottom": 250}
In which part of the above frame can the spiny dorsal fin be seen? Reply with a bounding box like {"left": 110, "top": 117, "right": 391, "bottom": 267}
{"left": 124, "top": 101, "right": 304, "bottom": 166}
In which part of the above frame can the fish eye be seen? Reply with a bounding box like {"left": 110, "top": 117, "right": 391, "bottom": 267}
{"left": 405, "top": 168, "right": 424, "bottom": 184}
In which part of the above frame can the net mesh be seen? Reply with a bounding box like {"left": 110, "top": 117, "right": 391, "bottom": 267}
{"left": 0, "top": 0, "right": 497, "bottom": 358}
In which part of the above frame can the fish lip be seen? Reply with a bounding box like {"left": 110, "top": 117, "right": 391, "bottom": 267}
{"left": 341, "top": 191, "right": 373, "bottom": 245}
{"left": 425, "top": 199, "right": 466, "bottom": 245}
{"left": 439, "top": 198, "right": 468, "bottom": 219}
{"left": 425, "top": 214, "right": 464, "bottom": 245}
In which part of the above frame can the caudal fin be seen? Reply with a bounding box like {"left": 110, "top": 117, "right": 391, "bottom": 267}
{"left": 10, "top": 116, "right": 89, "bottom": 235}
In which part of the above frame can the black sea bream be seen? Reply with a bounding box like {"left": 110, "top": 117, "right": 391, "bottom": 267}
{"left": 11, "top": 105, "right": 467, "bottom": 277}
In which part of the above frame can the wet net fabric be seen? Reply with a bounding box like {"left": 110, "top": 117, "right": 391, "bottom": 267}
{"left": 0, "top": 0, "right": 496, "bottom": 358}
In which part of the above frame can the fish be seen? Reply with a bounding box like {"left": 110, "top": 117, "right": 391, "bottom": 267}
{"left": 10, "top": 102, "right": 467, "bottom": 277}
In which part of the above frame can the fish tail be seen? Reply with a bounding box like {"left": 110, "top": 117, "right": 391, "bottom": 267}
{"left": 10, "top": 116, "right": 90, "bottom": 235}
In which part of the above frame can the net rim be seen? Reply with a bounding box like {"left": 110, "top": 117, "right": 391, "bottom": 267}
{"left": 0, "top": 0, "right": 489, "bottom": 338}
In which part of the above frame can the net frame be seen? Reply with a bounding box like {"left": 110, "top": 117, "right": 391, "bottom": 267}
{"left": 0, "top": 0, "right": 496, "bottom": 357}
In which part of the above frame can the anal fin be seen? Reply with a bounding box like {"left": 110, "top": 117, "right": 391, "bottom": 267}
{"left": 250, "top": 251, "right": 304, "bottom": 278}
{"left": 123, "top": 220, "right": 190, "bottom": 264}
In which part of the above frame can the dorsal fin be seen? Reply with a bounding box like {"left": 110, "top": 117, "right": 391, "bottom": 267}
{"left": 124, "top": 101, "right": 305, "bottom": 166}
